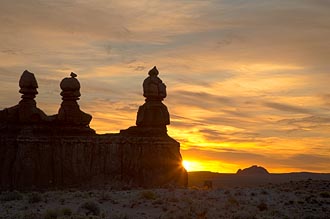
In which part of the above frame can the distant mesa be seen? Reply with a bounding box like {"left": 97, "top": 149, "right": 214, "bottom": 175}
{"left": 236, "top": 165, "right": 269, "bottom": 175}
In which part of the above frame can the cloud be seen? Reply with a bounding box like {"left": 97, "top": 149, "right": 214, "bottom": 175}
{"left": 198, "top": 128, "right": 261, "bottom": 143}
{"left": 320, "top": 93, "right": 330, "bottom": 108}
{"left": 279, "top": 116, "right": 330, "bottom": 126}
{"left": 169, "top": 90, "right": 232, "bottom": 110}
{"left": 263, "top": 101, "right": 311, "bottom": 114}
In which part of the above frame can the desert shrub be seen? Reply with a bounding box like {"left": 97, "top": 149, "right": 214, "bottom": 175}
{"left": 152, "top": 199, "right": 164, "bottom": 205}
{"left": 232, "top": 212, "right": 257, "bottom": 219}
{"left": 226, "top": 196, "right": 239, "bottom": 207}
{"left": 28, "top": 192, "right": 43, "bottom": 203}
{"left": 112, "top": 214, "right": 129, "bottom": 219}
{"left": 160, "top": 204, "right": 205, "bottom": 219}
{"left": 59, "top": 198, "right": 66, "bottom": 205}
{"left": 22, "top": 211, "right": 42, "bottom": 219}
{"left": 320, "top": 191, "right": 330, "bottom": 198}
{"left": 297, "top": 200, "right": 304, "bottom": 204}
{"left": 98, "top": 192, "right": 113, "bottom": 204}
{"left": 260, "top": 190, "right": 268, "bottom": 195}
{"left": 59, "top": 216, "right": 99, "bottom": 219}
{"left": 224, "top": 190, "right": 230, "bottom": 195}
{"left": 304, "top": 215, "right": 324, "bottom": 219}
{"left": 78, "top": 200, "right": 101, "bottom": 216}
{"left": 257, "top": 202, "right": 268, "bottom": 211}
{"left": 162, "top": 205, "right": 168, "bottom": 212}
{"left": 73, "top": 191, "right": 83, "bottom": 198}
{"left": 140, "top": 190, "right": 157, "bottom": 200}
{"left": 167, "top": 197, "right": 179, "bottom": 202}
{"left": 0, "top": 190, "right": 23, "bottom": 201}
{"left": 44, "top": 209, "right": 58, "bottom": 219}
{"left": 60, "top": 207, "right": 72, "bottom": 216}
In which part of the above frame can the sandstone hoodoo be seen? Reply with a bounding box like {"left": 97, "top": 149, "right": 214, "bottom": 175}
{"left": 0, "top": 70, "right": 50, "bottom": 125}
{"left": 0, "top": 68, "right": 187, "bottom": 190}
{"left": 121, "top": 66, "right": 170, "bottom": 136}
{"left": 57, "top": 73, "right": 93, "bottom": 134}
{"left": 139, "top": 66, "right": 169, "bottom": 127}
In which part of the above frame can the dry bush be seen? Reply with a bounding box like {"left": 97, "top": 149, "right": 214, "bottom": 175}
{"left": 27, "top": 192, "right": 43, "bottom": 203}
{"left": 77, "top": 200, "right": 101, "bottom": 216}
{"left": 140, "top": 190, "right": 157, "bottom": 200}
{"left": 0, "top": 191, "right": 23, "bottom": 201}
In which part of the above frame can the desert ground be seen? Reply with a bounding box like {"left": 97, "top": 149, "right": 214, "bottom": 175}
{"left": 1, "top": 178, "right": 329, "bottom": 219}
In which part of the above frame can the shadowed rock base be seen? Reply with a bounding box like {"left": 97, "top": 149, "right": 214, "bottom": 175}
{"left": 0, "top": 130, "right": 187, "bottom": 190}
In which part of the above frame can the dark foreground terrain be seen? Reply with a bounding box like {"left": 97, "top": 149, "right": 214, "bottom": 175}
{"left": 1, "top": 179, "right": 329, "bottom": 219}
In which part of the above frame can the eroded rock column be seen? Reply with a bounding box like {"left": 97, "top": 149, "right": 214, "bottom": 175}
{"left": 58, "top": 72, "right": 92, "bottom": 127}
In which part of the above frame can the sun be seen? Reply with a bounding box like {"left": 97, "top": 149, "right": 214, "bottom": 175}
{"left": 182, "top": 160, "right": 193, "bottom": 171}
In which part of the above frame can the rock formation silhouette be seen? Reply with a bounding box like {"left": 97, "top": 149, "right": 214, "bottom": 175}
{"left": 0, "top": 69, "right": 187, "bottom": 190}
{"left": 138, "top": 66, "right": 170, "bottom": 127}
{"left": 121, "top": 66, "right": 170, "bottom": 136}
{"left": 58, "top": 72, "right": 92, "bottom": 126}
{"left": 0, "top": 70, "right": 50, "bottom": 125}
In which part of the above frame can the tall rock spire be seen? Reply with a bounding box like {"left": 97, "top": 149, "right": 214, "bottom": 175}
{"left": 121, "top": 66, "right": 170, "bottom": 136}
{"left": 17, "top": 70, "right": 49, "bottom": 123}
{"left": 57, "top": 72, "right": 92, "bottom": 127}
{"left": 0, "top": 70, "right": 50, "bottom": 124}
{"left": 137, "top": 66, "right": 170, "bottom": 128}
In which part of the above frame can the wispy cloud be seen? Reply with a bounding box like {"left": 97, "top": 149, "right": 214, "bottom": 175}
{"left": 263, "top": 101, "right": 311, "bottom": 114}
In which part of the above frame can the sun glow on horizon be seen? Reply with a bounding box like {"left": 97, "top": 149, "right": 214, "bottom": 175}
{"left": 182, "top": 160, "right": 202, "bottom": 172}
{"left": 182, "top": 159, "right": 240, "bottom": 173}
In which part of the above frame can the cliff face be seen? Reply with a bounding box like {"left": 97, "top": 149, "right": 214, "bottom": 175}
{"left": 0, "top": 69, "right": 188, "bottom": 190}
{"left": 0, "top": 129, "right": 187, "bottom": 190}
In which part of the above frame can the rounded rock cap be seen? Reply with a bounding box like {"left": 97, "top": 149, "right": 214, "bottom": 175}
{"left": 19, "top": 70, "right": 38, "bottom": 95}
{"left": 19, "top": 70, "right": 38, "bottom": 89}
{"left": 60, "top": 72, "right": 80, "bottom": 91}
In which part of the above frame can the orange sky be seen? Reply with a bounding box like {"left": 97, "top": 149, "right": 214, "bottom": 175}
{"left": 0, "top": 0, "right": 329, "bottom": 173}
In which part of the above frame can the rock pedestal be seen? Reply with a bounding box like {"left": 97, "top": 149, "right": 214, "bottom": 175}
{"left": 122, "top": 66, "right": 171, "bottom": 136}
{"left": 0, "top": 70, "right": 50, "bottom": 125}
{"left": 137, "top": 101, "right": 170, "bottom": 127}
{"left": 58, "top": 72, "right": 92, "bottom": 127}
{"left": 138, "top": 66, "right": 170, "bottom": 127}
{"left": 18, "top": 70, "right": 50, "bottom": 123}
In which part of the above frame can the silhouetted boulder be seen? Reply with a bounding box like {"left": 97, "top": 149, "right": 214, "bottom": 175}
{"left": 236, "top": 165, "right": 269, "bottom": 175}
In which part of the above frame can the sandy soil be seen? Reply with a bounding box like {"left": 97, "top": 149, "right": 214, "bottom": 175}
{"left": 1, "top": 179, "right": 329, "bottom": 219}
